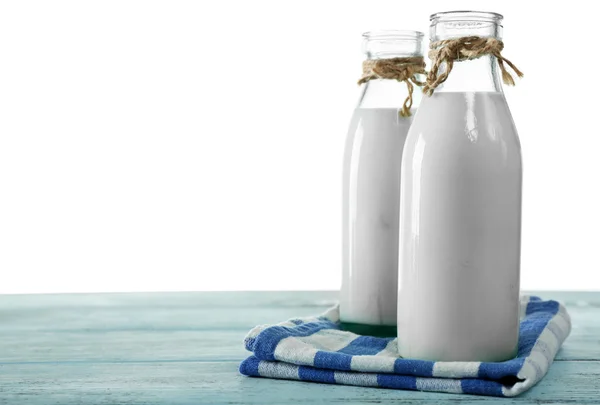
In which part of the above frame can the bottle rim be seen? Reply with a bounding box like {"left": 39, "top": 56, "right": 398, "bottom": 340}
{"left": 362, "top": 30, "right": 425, "bottom": 40}
{"left": 430, "top": 11, "right": 503, "bottom": 24}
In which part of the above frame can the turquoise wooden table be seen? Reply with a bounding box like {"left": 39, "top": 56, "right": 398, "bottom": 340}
{"left": 0, "top": 291, "right": 598, "bottom": 404}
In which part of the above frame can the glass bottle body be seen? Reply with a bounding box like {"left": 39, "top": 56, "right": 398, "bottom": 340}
{"left": 397, "top": 12, "right": 522, "bottom": 360}
{"left": 341, "top": 31, "right": 424, "bottom": 336}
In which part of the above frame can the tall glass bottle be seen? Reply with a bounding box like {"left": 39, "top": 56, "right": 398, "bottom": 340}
{"left": 341, "top": 31, "right": 425, "bottom": 337}
{"left": 398, "top": 12, "right": 522, "bottom": 361}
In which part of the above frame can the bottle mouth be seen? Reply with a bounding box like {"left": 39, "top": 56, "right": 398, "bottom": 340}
{"left": 362, "top": 30, "right": 425, "bottom": 41}
{"left": 429, "top": 11, "right": 503, "bottom": 41}
{"left": 362, "top": 30, "right": 425, "bottom": 59}
{"left": 430, "top": 11, "right": 503, "bottom": 24}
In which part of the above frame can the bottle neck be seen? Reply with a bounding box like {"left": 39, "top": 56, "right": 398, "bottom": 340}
{"left": 429, "top": 12, "right": 504, "bottom": 93}
{"left": 432, "top": 53, "right": 503, "bottom": 93}
{"left": 358, "top": 31, "right": 425, "bottom": 110}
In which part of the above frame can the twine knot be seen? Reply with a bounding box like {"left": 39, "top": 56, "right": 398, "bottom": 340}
{"left": 357, "top": 57, "right": 426, "bottom": 117}
{"left": 423, "top": 36, "right": 523, "bottom": 96}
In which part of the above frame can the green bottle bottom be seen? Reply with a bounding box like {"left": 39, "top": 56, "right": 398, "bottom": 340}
{"left": 339, "top": 321, "right": 397, "bottom": 338}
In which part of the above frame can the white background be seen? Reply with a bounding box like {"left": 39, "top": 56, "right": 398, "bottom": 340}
{"left": 0, "top": 1, "right": 597, "bottom": 293}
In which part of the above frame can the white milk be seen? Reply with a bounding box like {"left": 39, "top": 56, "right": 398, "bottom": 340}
{"left": 341, "top": 108, "right": 413, "bottom": 327}
{"left": 397, "top": 92, "right": 522, "bottom": 361}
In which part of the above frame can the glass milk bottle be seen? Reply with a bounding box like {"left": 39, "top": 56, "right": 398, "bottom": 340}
{"left": 398, "top": 11, "right": 522, "bottom": 361}
{"left": 341, "top": 31, "right": 425, "bottom": 336}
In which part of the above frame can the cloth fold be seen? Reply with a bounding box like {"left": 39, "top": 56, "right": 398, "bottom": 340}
{"left": 239, "top": 296, "right": 571, "bottom": 397}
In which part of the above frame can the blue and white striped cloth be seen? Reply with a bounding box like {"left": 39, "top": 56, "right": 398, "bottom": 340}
{"left": 239, "top": 296, "right": 571, "bottom": 397}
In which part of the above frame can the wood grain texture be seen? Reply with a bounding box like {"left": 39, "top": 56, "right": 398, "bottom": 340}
{"left": 1, "top": 361, "right": 600, "bottom": 405}
{"left": 0, "top": 291, "right": 598, "bottom": 404}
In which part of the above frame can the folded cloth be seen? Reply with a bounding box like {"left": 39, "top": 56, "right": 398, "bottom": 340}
{"left": 239, "top": 296, "right": 571, "bottom": 397}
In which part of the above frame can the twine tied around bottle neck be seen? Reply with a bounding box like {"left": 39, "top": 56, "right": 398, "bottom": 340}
{"left": 357, "top": 57, "right": 426, "bottom": 117}
{"left": 423, "top": 36, "right": 523, "bottom": 96}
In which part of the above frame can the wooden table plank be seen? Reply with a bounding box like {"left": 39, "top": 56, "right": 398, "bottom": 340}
{"left": 0, "top": 312, "right": 596, "bottom": 364}
{"left": 1, "top": 360, "right": 599, "bottom": 404}
{"left": 0, "top": 292, "right": 597, "bottom": 362}
{"left": 0, "top": 292, "right": 332, "bottom": 364}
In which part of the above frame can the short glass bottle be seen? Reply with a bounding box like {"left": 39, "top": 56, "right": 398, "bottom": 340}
{"left": 341, "top": 31, "right": 425, "bottom": 337}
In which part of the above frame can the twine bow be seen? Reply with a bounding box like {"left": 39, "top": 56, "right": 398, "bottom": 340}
{"left": 358, "top": 57, "right": 426, "bottom": 117}
{"left": 423, "top": 36, "right": 523, "bottom": 96}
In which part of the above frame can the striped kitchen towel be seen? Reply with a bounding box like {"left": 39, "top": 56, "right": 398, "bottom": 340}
{"left": 239, "top": 296, "right": 571, "bottom": 397}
